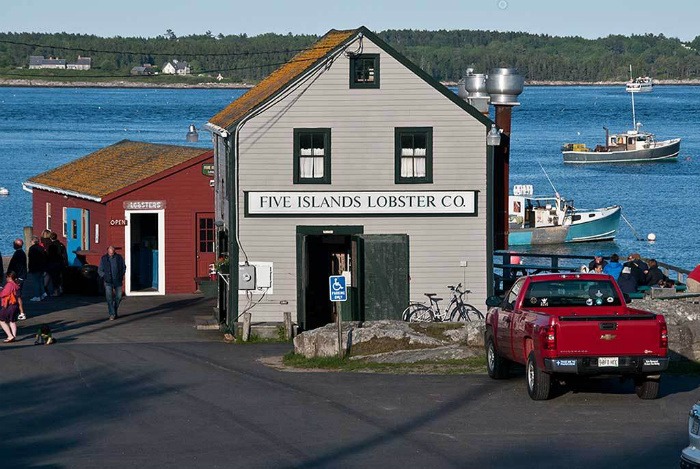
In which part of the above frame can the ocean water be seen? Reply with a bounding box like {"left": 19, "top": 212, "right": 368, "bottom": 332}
{"left": 0, "top": 85, "right": 697, "bottom": 269}
{"left": 509, "top": 86, "right": 699, "bottom": 269}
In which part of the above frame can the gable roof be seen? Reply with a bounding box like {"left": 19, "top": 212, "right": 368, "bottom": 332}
{"left": 25, "top": 140, "right": 212, "bottom": 202}
{"left": 207, "top": 26, "right": 492, "bottom": 132}
{"left": 208, "top": 28, "right": 358, "bottom": 130}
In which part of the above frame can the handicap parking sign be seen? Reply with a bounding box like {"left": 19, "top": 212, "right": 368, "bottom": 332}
{"left": 329, "top": 275, "right": 347, "bottom": 302}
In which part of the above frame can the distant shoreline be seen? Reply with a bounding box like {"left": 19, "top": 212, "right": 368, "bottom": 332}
{"left": 3, "top": 78, "right": 700, "bottom": 89}
{"left": 0, "top": 78, "right": 254, "bottom": 89}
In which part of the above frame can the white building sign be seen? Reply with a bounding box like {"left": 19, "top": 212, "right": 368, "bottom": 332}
{"left": 123, "top": 200, "right": 166, "bottom": 210}
{"left": 245, "top": 191, "right": 477, "bottom": 216}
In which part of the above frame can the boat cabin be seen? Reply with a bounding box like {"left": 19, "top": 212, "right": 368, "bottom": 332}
{"left": 508, "top": 185, "right": 571, "bottom": 230}
{"left": 606, "top": 130, "right": 655, "bottom": 151}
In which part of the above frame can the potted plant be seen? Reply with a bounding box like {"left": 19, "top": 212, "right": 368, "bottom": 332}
{"left": 214, "top": 255, "right": 230, "bottom": 275}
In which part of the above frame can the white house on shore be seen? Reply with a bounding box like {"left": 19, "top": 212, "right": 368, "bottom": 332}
{"left": 29, "top": 55, "right": 92, "bottom": 70}
{"left": 205, "top": 26, "right": 499, "bottom": 330}
{"left": 29, "top": 56, "right": 66, "bottom": 69}
{"left": 162, "top": 59, "right": 190, "bottom": 75}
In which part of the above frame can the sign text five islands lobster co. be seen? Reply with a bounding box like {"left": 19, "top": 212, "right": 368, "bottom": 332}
{"left": 245, "top": 191, "right": 477, "bottom": 216}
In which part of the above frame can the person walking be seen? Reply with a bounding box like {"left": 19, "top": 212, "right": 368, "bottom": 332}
{"left": 98, "top": 246, "right": 126, "bottom": 321}
{"left": 0, "top": 272, "right": 21, "bottom": 342}
{"left": 28, "top": 236, "right": 48, "bottom": 302}
{"left": 47, "top": 232, "right": 68, "bottom": 296}
{"left": 7, "top": 239, "right": 27, "bottom": 320}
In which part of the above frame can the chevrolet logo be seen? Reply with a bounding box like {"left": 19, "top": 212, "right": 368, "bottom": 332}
{"left": 600, "top": 334, "right": 617, "bottom": 341}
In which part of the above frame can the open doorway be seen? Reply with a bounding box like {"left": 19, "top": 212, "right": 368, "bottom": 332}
{"left": 297, "top": 226, "right": 362, "bottom": 331}
{"left": 125, "top": 210, "right": 165, "bottom": 295}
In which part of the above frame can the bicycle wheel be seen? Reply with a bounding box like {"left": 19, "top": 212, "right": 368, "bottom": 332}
{"left": 445, "top": 300, "right": 466, "bottom": 322}
{"left": 401, "top": 303, "right": 424, "bottom": 321}
{"left": 449, "top": 304, "right": 468, "bottom": 322}
{"left": 461, "top": 304, "right": 484, "bottom": 321}
{"left": 406, "top": 306, "right": 435, "bottom": 322}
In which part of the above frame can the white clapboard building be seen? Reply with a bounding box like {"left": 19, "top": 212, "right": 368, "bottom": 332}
{"left": 205, "top": 26, "right": 498, "bottom": 330}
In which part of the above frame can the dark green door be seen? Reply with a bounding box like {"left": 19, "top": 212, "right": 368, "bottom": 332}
{"left": 358, "top": 234, "right": 409, "bottom": 320}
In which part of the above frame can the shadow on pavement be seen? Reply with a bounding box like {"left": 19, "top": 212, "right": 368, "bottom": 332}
{"left": 0, "top": 368, "right": 178, "bottom": 468}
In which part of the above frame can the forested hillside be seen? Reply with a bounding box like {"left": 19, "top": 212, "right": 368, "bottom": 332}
{"left": 1, "top": 29, "right": 699, "bottom": 82}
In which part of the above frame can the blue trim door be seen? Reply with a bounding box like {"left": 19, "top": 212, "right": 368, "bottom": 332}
{"left": 65, "top": 208, "right": 87, "bottom": 265}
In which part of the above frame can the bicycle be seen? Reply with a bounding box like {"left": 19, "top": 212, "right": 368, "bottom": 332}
{"left": 401, "top": 283, "right": 484, "bottom": 322}
{"left": 445, "top": 283, "right": 484, "bottom": 322}
{"left": 402, "top": 292, "right": 448, "bottom": 322}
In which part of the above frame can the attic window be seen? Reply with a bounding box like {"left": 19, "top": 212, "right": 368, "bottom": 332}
{"left": 350, "top": 54, "right": 379, "bottom": 89}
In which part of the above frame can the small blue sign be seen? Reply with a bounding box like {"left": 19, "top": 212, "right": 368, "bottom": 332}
{"left": 329, "top": 275, "right": 347, "bottom": 302}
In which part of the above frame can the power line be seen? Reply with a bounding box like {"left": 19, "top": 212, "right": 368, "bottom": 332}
{"left": 1, "top": 55, "right": 324, "bottom": 79}
{"left": 0, "top": 37, "right": 329, "bottom": 58}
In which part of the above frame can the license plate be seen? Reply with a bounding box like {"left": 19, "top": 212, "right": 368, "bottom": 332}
{"left": 692, "top": 418, "right": 700, "bottom": 436}
{"left": 598, "top": 357, "right": 618, "bottom": 367}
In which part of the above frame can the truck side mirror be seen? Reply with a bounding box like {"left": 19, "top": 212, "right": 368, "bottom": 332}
{"left": 486, "top": 296, "right": 502, "bottom": 307}
{"left": 623, "top": 293, "right": 632, "bottom": 304}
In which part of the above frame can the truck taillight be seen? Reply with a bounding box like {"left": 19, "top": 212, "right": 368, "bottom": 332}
{"left": 544, "top": 324, "right": 557, "bottom": 350}
{"left": 660, "top": 324, "right": 668, "bottom": 349}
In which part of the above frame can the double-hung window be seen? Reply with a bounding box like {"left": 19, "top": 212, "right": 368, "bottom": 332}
{"left": 294, "top": 128, "right": 331, "bottom": 184}
{"left": 395, "top": 127, "right": 433, "bottom": 184}
{"left": 349, "top": 54, "right": 380, "bottom": 89}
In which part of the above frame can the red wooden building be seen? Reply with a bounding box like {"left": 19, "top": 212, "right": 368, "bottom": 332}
{"left": 24, "top": 140, "right": 216, "bottom": 295}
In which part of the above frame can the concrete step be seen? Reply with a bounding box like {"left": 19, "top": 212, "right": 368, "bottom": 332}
{"left": 194, "top": 315, "right": 220, "bottom": 331}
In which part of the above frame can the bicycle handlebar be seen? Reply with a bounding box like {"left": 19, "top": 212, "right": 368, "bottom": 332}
{"left": 447, "top": 283, "right": 472, "bottom": 295}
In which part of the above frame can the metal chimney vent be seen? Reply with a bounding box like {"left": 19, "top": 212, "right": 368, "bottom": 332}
{"left": 485, "top": 68, "right": 524, "bottom": 106}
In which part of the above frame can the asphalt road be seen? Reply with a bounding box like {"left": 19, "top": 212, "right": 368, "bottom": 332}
{"left": 1, "top": 294, "right": 697, "bottom": 468}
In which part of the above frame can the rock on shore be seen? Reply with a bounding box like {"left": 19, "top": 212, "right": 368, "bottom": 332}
{"left": 293, "top": 298, "right": 700, "bottom": 363}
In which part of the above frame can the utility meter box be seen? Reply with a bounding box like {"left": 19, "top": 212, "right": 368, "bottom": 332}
{"left": 238, "top": 265, "right": 257, "bottom": 290}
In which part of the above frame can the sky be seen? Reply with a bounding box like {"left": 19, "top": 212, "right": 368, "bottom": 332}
{"left": 1, "top": 0, "right": 698, "bottom": 41}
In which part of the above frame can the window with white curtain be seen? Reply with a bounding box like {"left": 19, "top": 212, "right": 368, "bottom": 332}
{"left": 395, "top": 127, "right": 433, "bottom": 184}
{"left": 294, "top": 129, "right": 331, "bottom": 184}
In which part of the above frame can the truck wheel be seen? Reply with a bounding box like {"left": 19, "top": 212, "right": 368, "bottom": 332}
{"left": 635, "top": 377, "right": 660, "bottom": 399}
{"left": 526, "top": 351, "right": 552, "bottom": 400}
{"left": 486, "top": 335, "right": 509, "bottom": 379}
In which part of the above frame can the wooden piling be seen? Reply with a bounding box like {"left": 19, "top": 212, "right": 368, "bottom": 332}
{"left": 283, "top": 311, "right": 293, "bottom": 340}
{"left": 242, "top": 312, "right": 251, "bottom": 342}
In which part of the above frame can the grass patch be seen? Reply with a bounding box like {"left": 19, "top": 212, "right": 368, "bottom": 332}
{"left": 350, "top": 337, "right": 435, "bottom": 356}
{"left": 282, "top": 352, "right": 486, "bottom": 374}
{"left": 408, "top": 322, "right": 465, "bottom": 342}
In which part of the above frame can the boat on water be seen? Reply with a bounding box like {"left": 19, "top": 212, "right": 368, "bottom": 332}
{"left": 0, "top": 187, "right": 8, "bottom": 196}
{"left": 561, "top": 78, "right": 681, "bottom": 164}
{"left": 626, "top": 77, "right": 653, "bottom": 93}
{"left": 508, "top": 184, "right": 621, "bottom": 246}
{"left": 626, "top": 64, "right": 653, "bottom": 93}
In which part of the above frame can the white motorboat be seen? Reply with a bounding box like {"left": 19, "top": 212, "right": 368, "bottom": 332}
{"left": 626, "top": 65, "right": 653, "bottom": 93}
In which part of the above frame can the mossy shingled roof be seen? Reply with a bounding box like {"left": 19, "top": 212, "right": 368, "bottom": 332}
{"left": 208, "top": 28, "right": 358, "bottom": 130}
{"left": 26, "top": 140, "right": 212, "bottom": 200}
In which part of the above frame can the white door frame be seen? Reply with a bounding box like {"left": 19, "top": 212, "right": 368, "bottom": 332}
{"left": 124, "top": 209, "right": 166, "bottom": 296}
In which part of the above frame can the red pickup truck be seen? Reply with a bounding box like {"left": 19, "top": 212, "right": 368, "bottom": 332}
{"left": 485, "top": 273, "right": 668, "bottom": 400}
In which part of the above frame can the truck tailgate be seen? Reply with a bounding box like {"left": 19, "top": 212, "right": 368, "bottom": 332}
{"left": 556, "top": 312, "right": 663, "bottom": 356}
